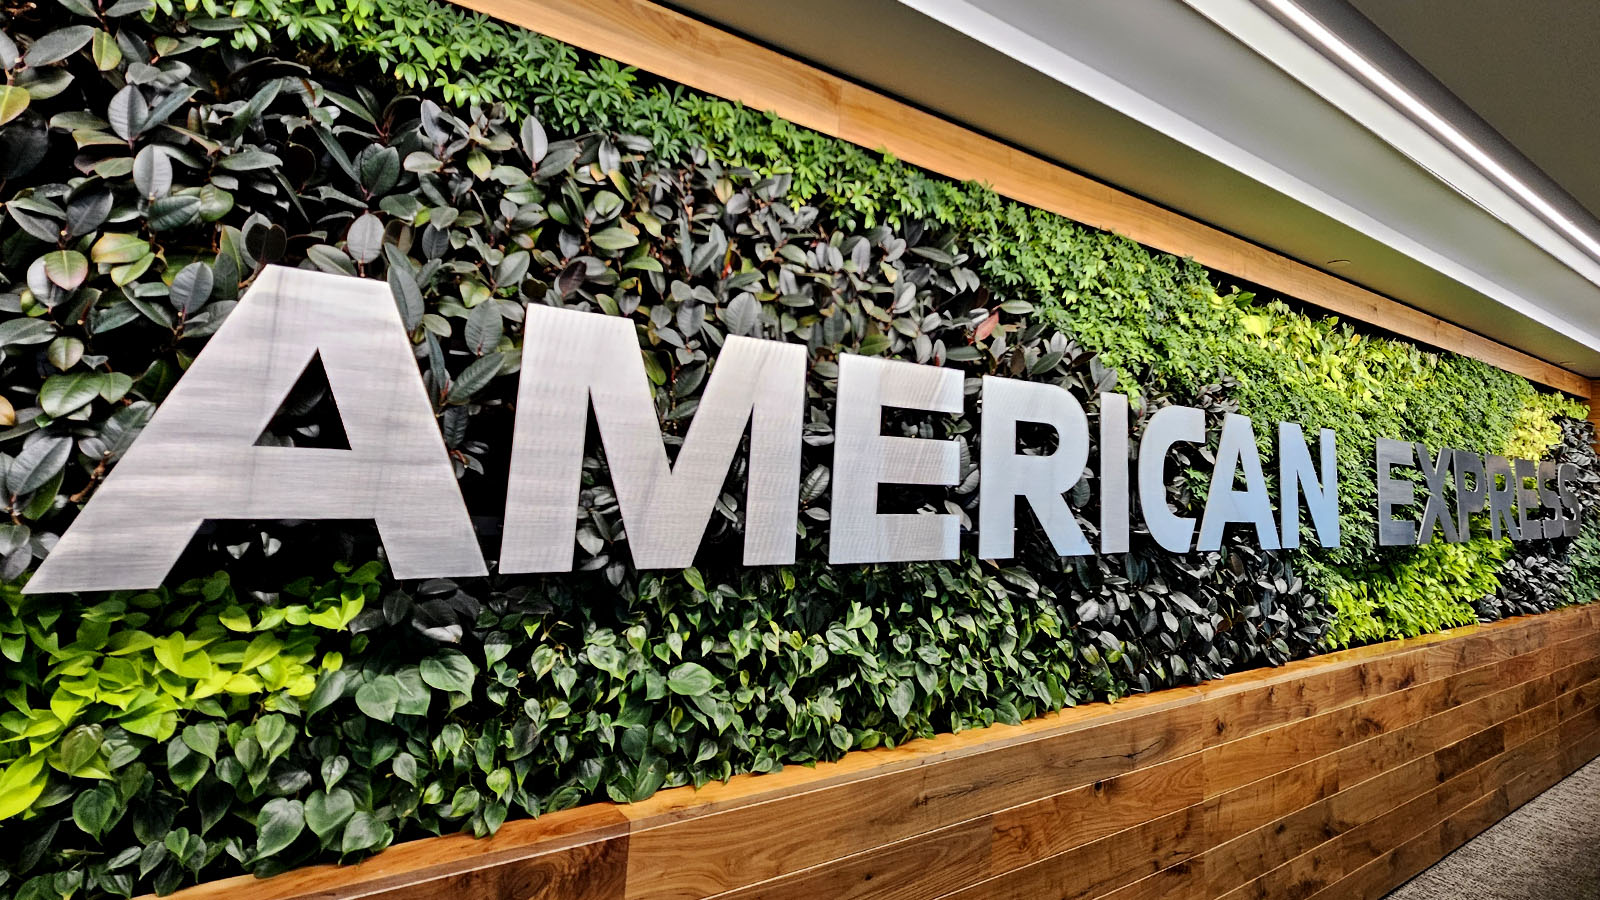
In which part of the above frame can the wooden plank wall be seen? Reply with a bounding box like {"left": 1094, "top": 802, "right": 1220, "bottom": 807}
{"left": 447, "top": 0, "right": 1594, "bottom": 399}
{"left": 174, "top": 603, "right": 1600, "bottom": 900}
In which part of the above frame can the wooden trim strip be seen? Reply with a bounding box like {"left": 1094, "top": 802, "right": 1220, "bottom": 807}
{"left": 448, "top": 0, "right": 1592, "bottom": 397}
{"left": 163, "top": 605, "right": 1600, "bottom": 900}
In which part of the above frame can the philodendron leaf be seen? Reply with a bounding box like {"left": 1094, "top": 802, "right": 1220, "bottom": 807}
{"left": 888, "top": 679, "right": 915, "bottom": 720}
{"left": 419, "top": 650, "right": 475, "bottom": 695}
{"left": 353, "top": 675, "right": 399, "bottom": 722}
{"left": 253, "top": 798, "right": 304, "bottom": 860}
{"left": 0, "top": 754, "right": 47, "bottom": 819}
{"left": 71, "top": 784, "right": 116, "bottom": 839}
{"left": 304, "top": 789, "right": 354, "bottom": 839}
{"left": 320, "top": 755, "right": 350, "bottom": 791}
{"left": 666, "top": 662, "right": 716, "bottom": 697}
{"left": 339, "top": 811, "right": 391, "bottom": 855}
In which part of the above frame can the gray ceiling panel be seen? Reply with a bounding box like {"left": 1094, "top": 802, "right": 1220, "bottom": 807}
{"left": 665, "top": 0, "right": 1600, "bottom": 377}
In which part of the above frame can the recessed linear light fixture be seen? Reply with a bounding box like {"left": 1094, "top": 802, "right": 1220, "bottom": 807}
{"left": 1260, "top": 0, "right": 1600, "bottom": 268}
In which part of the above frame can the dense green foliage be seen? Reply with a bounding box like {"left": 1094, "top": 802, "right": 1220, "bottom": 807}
{"left": 0, "top": 1, "right": 1593, "bottom": 898}
{"left": 0, "top": 6, "right": 1315, "bottom": 895}
{"left": 215, "top": 0, "right": 1595, "bottom": 647}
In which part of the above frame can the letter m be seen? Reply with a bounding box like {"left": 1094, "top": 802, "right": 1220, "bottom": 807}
{"left": 500, "top": 304, "right": 805, "bottom": 571}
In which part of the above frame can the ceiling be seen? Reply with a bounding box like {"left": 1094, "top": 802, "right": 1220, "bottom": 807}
{"left": 663, "top": 0, "right": 1600, "bottom": 381}
{"left": 1346, "top": 0, "right": 1600, "bottom": 226}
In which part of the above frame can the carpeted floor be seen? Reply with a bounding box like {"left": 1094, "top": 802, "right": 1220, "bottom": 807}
{"left": 1384, "top": 757, "right": 1600, "bottom": 899}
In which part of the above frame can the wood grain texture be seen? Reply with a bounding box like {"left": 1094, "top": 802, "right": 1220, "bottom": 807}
{"left": 441, "top": 0, "right": 1591, "bottom": 396}
{"left": 1588, "top": 380, "right": 1600, "bottom": 444}
{"left": 159, "top": 604, "right": 1600, "bottom": 900}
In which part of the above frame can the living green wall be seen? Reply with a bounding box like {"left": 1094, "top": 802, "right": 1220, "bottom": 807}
{"left": 0, "top": 2, "right": 1596, "bottom": 898}
{"left": 221, "top": 0, "right": 1598, "bottom": 644}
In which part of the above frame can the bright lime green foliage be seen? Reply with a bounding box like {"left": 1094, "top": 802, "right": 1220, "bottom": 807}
{"left": 1322, "top": 540, "right": 1507, "bottom": 648}
{"left": 1168, "top": 296, "right": 1581, "bottom": 643}
{"left": 0, "top": 565, "right": 373, "bottom": 823}
{"left": 1506, "top": 389, "right": 1590, "bottom": 461}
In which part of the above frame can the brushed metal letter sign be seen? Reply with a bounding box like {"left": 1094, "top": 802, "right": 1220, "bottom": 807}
{"left": 830, "top": 355, "right": 963, "bottom": 564}
{"left": 1197, "top": 413, "right": 1279, "bottom": 552}
{"left": 32, "top": 270, "right": 1364, "bottom": 593}
{"left": 1138, "top": 405, "right": 1206, "bottom": 553}
{"left": 976, "top": 376, "right": 1092, "bottom": 559}
{"left": 25, "top": 266, "right": 485, "bottom": 594}
{"left": 1278, "top": 423, "right": 1339, "bottom": 550}
{"left": 500, "top": 303, "right": 804, "bottom": 571}
{"left": 1375, "top": 441, "right": 1582, "bottom": 546}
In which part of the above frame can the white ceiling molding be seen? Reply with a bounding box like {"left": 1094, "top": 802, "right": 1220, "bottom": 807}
{"left": 893, "top": 0, "right": 1600, "bottom": 356}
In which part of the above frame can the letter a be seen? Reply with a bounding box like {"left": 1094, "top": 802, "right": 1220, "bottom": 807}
{"left": 26, "top": 266, "right": 486, "bottom": 594}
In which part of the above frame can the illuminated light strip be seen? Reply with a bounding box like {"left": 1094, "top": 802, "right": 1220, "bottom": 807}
{"left": 1261, "top": 0, "right": 1600, "bottom": 267}
{"left": 895, "top": 0, "right": 1600, "bottom": 356}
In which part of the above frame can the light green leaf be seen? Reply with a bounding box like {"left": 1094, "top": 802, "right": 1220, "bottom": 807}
{"left": 47, "top": 336, "right": 83, "bottom": 371}
{"left": 0, "top": 754, "right": 46, "bottom": 820}
{"left": 39, "top": 372, "right": 102, "bottom": 417}
{"left": 0, "top": 85, "right": 29, "bottom": 126}
{"left": 591, "top": 227, "right": 638, "bottom": 251}
{"left": 305, "top": 788, "right": 354, "bottom": 839}
{"left": 666, "top": 662, "right": 716, "bottom": 697}
{"left": 354, "top": 675, "right": 399, "bottom": 722}
{"left": 90, "top": 232, "right": 149, "bottom": 264}
{"left": 419, "top": 650, "right": 475, "bottom": 695}
{"left": 90, "top": 28, "right": 120, "bottom": 70}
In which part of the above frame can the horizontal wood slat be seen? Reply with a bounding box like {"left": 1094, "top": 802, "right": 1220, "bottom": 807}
{"left": 167, "top": 604, "right": 1600, "bottom": 900}
{"left": 443, "top": 0, "right": 1592, "bottom": 397}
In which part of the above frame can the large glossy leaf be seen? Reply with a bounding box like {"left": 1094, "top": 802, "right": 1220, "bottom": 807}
{"left": 346, "top": 213, "right": 383, "bottom": 264}
{"left": 106, "top": 83, "right": 147, "bottom": 139}
{"left": 38, "top": 371, "right": 102, "bottom": 417}
{"left": 41, "top": 249, "right": 87, "bottom": 290}
{"left": 25, "top": 25, "right": 94, "bottom": 66}
{"left": 132, "top": 144, "right": 172, "bottom": 199}
{"left": 666, "top": 662, "right": 715, "bottom": 697}
{"left": 353, "top": 675, "right": 399, "bottom": 722}
{"left": 169, "top": 262, "right": 213, "bottom": 314}
{"left": 7, "top": 434, "right": 71, "bottom": 496}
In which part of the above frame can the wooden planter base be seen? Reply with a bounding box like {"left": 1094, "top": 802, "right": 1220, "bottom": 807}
{"left": 172, "top": 604, "right": 1600, "bottom": 900}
